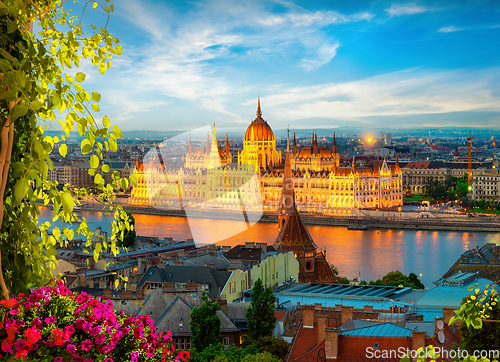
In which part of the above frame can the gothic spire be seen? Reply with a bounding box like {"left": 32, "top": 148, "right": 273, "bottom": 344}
{"left": 188, "top": 133, "right": 193, "bottom": 154}
{"left": 292, "top": 132, "right": 297, "bottom": 155}
{"left": 225, "top": 133, "right": 230, "bottom": 154}
{"left": 257, "top": 96, "right": 262, "bottom": 118}
{"left": 332, "top": 132, "right": 337, "bottom": 154}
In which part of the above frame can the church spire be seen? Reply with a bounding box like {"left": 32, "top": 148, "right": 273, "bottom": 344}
{"left": 212, "top": 123, "right": 217, "bottom": 143}
{"left": 225, "top": 133, "right": 230, "bottom": 154}
{"left": 394, "top": 154, "right": 400, "bottom": 173}
{"left": 332, "top": 132, "right": 337, "bottom": 154}
{"left": 206, "top": 131, "right": 211, "bottom": 154}
{"left": 292, "top": 132, "right": 297, "bottom": 155}
{"left": 135, "top": 154, "right": 140, "bottom": 170}
{"left": 188, "top": 133, "right": 193, "bottom": 154}
{"left": 278, "top": 129, "right": 294, "bottom": 230}
{"left": 351, "top": 155, "right": 356, "bottom": 173}
{"left": 257, "top": 96, "right": 262, "bottom": 118}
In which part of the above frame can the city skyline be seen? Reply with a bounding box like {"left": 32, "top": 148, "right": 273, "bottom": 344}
{"left": 69, "top": 0, "right": 500, "bottom": 132}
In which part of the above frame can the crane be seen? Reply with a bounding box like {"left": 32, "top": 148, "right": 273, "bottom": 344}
{"left": 467, "top": 131, "right": 475, "bottom": 195}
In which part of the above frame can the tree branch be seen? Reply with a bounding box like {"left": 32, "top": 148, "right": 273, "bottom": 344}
{"left": 26, "top": 0, "right": 68, "bottom": 23}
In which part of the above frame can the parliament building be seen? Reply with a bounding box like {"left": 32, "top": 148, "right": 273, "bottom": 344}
{"left": 130, "top": 99, "right": 403, "bottom": 216}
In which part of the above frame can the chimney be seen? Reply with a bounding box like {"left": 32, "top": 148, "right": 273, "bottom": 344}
{"left": 318, "top": 315, "right": 327, "bottom": 344}
{"left": 442, "top": 308, "right": 456, "bottom": 325}
{"left": 303, "top": 305, "right": 315, "bottom": 328}
{"left": 434, "top": 317, "right": 446, "bottom": 344}
{"left": 128, "top": 283, "right": 137, "bottom": 291}
{"left": 412, "top": 331, "right": 426, "bottom": 352}
{"left": 99, "top": 281, "right": 106, "bottom": 289}
{"left": 340, "top": 306, "right": 353, "bottom": 325}
{"left": 78, "top": 272, "right": 87, "bottom": 287}
{"left": 217, "top": 299, "right": 228, "bottom": 315}
{"left": 88, "top": 280, "right": 94, "bottom": 288}
{"left": 257, "top": 243, "right": 267, "bottom": 253}
{"left": 325, "top": 328, "right": 339, "bottom": 360}
{"left": 363, "top": 306, "right": 374, "bottom": 313}
{"left": 245, "top": 242, "right": 255, "bottom": 249}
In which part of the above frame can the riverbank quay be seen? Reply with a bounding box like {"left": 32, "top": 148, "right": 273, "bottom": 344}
{"left": 74, "top": 202, "right": 500, "bottom": 233}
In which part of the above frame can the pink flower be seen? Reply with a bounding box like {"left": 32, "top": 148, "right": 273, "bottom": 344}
{"left": 44, "top": 316, "right": 57, "bottom": 324}
{"left": 81, "top": 339, "right": 93, "bottom": 352}
{"left": 95, "top": 334, "right": 106, "bottom": 345}
{"left": 75, "top": 318, "right": 85, "bottom": 329}
{"left": 89, "top": 325, "right": 101, "bottom": 337}
{"left": 102, "top": 344, "right": 114, "bottom": 353}
{"left": 103, "top": 359, "right": 114, "bottom": 362}
{"left": 131, "top": 351, "right": 139, "bottom": 362}
{"left": 54, "top": 357, "right": 63, "bottom": 362}
{"left": 14, "top": 339, "right": 26, "bottom": 351}
{"left": 66, "top": 344, "right": 77, "bottom": 355}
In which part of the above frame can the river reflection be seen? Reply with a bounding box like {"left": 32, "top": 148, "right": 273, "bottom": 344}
{"left": 39, "top": 208, "right": 500, "bottom": 287}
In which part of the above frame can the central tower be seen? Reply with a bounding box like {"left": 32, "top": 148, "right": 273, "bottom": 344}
{"left": 238, "top": 97, "right": 281, "bottom": 171}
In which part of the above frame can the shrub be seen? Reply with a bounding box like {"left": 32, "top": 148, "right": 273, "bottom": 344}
{"left": 0, "top": 280, "right": 188, "bottom": 362}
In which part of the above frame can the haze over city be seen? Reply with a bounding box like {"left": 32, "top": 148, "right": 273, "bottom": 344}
{"left": 67, "top": 0, "right": 500, "bottom": 133}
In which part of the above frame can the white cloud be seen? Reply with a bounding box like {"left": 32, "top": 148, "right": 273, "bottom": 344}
{"left": 385, "top": 3, "right": 430, "bottom": 17}
{"left": 438, "top": 26, "right": 465, "bottom": 33}
{"left": 250, "top": 68, "right": 500, "bottom": 122}
{"left": 107, "top": 0, "right": 375, "bottom": 124}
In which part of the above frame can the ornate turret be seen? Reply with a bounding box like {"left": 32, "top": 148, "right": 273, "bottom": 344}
{"left": 312, "top": 132, "right": 319, "bottom": 155}
{"left": 394, "top": 154, "right": 401, "bottom": 173}
{"left": 292, "top": 132, "right": 297, "bottom": 155}
{"left": 225, "top": 133, "right": 230, "bottom": 154}
{"left": 206, "top": 132, "right": 211, "bottom": 154}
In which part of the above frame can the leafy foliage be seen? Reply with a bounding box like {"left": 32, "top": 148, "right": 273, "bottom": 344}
{"left": 245, "top": 278, "right": 277, "bottom": 341}
{"left": 367, "top": 271, "right": 425, "bottom": 289}
{"left": 0, "top": 0, "right": 135, "bottom": 299}
{"left": 423, "top": 175, "right": 467, "bottom": 201}
{"left": 459, "top": 289, "right": 500, "bottom": 353}
{"left": 189, "top": 291, "right": 221, "bottom": 351}
{"left": 253, "top": 336, "right": 289, "bottom": 361}
{"left": 117, "top": 211, "right": 136, "bottom": 248}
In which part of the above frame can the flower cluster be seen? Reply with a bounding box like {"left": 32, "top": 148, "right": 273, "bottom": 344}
{"left": 0, "top": 280, "right": 189, "bottom": 362}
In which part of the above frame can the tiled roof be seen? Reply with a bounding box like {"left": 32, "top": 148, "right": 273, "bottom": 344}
{"left": 275, "top": 204, "right": 316, "bottom": 251}
{"left": 224, "top": 245, "right": 265, "bottom": 262}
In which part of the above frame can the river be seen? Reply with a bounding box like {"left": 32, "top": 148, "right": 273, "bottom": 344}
{"left": 39, "top": 207, "right": 500, "bottom": 288}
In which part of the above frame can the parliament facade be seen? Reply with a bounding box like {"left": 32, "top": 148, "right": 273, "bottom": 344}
{"left": 130, "top": 100, "right": 403, "bottom": 215}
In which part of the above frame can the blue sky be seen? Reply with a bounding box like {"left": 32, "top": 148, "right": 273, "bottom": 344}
{"left": 67, "top": 0, "right": 500, "bottom": 133}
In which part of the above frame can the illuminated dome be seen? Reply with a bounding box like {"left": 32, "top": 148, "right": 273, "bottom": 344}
{"left": 244, "top": 98, "right": 275, "bottom": 141}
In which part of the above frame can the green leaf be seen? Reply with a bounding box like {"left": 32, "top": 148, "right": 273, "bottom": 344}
{"left": 90, "top": 155, "right": 99, "bottom": 169}
{"left": 65, "top": 74, "right": 74, "bottom": 84}
{"left": 102, "top": 116, "right": 111, "bottom": 128}
{"left": 91, "top": 103, "right": 100, "bottom": 112}
{"left": 94, "top": 173, "right": 103, "bottom": 185}
{"left": 112, "top": 125, "right": 122, "bottom": 139}
{"left": 10, "top": 101, "right": 28, "bottom": 122}
{"left": 115, "top": 46, "right": 123, "bottom": 56}
{"left": 0, "top": 90, "right": 17, "bottom": 102}
{"left": 98, "top": 62, "right": 107, "bottom": 74}
{"left": 75, "top": 72, "right": 86, "bottom": 82}
{"left": 59, "top": 144, "right": 67, "bottom": 157}
{"left": 92, "top": 2, "right": 98, "bottom": 10}
{"left": 93, "top": 243, "right": 102, "bottom": 263}
{"left": 14, "top": 177, "right": 28, "bottom": 205}
{"left": 102, "top": 164, "right": 110, "bottom": 173}
{"left": 120, "top": 178, "right": 129, "bottom": 190}
{"left": 0, "top": 59, "right": 11, "bottom": 71}
{"left": 61, "top": 192, "right": 74, "bottom": 213}
{"left": 129, "top": 174, "right": 138, "bottom": 186}
{"left": 81, "top": 139, "right": 92, "bottom": 154}
{"left": 74, "top": 83, "right": 84, "bottom": 92}
{"left": 92, "top": 92, "right": 101, "bottom": 102}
